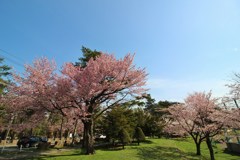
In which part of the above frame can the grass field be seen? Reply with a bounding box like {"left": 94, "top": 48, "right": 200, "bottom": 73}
{"left": 1, "top": 138, "right": 240, "bottom": 160}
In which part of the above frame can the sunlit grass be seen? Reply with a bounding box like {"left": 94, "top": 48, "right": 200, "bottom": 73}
{"left": 1, "top": 138, "right": 239, "bottom": 160}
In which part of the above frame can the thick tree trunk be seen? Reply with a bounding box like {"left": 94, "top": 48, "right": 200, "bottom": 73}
{"left": 206, "top": 136, "right": 215, "bottom": 160}
{"left": 82, "top": 118, "right": 95, "bottom": 155}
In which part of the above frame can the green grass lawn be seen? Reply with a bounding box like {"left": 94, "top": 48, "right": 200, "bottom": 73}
{"left": 1, "top": 138, "right": 240, "bottom": 160}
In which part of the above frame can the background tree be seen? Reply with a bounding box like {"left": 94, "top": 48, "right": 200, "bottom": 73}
{"left": 118, "top": 128, "right": 131, "bottom": 149}
{"left": 133, "top": 108, "right": 147, "bottom": 130}
{"left": 9, "top": 58, "right": 82, "bottom": 143}
{"left": 134, "top": 127, "right": 145, "bottom": 145}
{"left": 165, "top": 92, "right": 228, "bottom": 160}
{"left": 0, "top": 91, "right": 48, "bottom": 149}
{"left": 223, "top": 74, "right": 240, "bottom": 144}
{"left": 139, "top": 94, "right": 178, "bottom": 137}
{"left": 101, "top": 105, "right": 136, "bottom": 145}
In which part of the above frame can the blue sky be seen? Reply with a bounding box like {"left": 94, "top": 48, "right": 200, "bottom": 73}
{"left": 1, "top": 0, "right": 240, "bottom": 102}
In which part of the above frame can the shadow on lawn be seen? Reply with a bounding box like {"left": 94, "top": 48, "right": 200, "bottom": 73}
{"left": 166, "top": 137, "right": 191, "bottom": 142}
{"left": 135, "top": 146, "right": 207, "bottom": 160}
{"left": 142, "top": 140, "right": 154, "bottom": 144}
{"left": 26, "top": 149, "right": 84, "bottom": 160}
{"left": 0, "top": 148, "right": 84, "bottom": 160}
{"left": 95, "top": 140, "right": 154, "bottom": 152}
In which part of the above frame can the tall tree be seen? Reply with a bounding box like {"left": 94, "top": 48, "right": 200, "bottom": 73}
{"left": 139, "top": 94, "right": 178, "bottom": 137}
{"left": 62, "top": 53, "right": 147, "bottom": 154}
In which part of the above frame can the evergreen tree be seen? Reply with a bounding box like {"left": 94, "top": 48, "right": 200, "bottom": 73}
{"left": 119, "top": 128, "right": 131, "bottom": 149}
{"left": 102, "top": 105, "right": 136, "bottom": 144}
{"left": 134, "top": 127, "right": 145, "bottom": 145}
{"left": 0, "top": 57, "right": 11, "bottom": 94}
{"left": 75, "top": 46, "right": 101, "bottom": 67}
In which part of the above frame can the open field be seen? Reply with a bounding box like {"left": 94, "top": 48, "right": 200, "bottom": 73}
{"left": 0, "top": 138, "right": 239, "bottom": 160}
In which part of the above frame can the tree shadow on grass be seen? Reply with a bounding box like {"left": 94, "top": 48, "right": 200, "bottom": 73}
{"left": 142, "top": 140, "right": 154, "bottom": 144}
{"left": 30, "top": 154, "right": 82, "bottom": 160}
{"left": 95, "top": 140, "right": 154, "bottom": 152}
{"left": 0, "top": 148, "right": 84, "bottom": 160}
{"left": 95, "top": 143, "right": 125, "bottom": 152}
{"left": 23, "top": 149, "right": 84, "bottom": 160}
{"left": 135, "top": 146, "right": 207, "bottom": 160}
{"left": 129, "top": 140, "right": 153, "bottom": 146}
{"left": 169, "top": 137, "right": 191, "bottom": 142}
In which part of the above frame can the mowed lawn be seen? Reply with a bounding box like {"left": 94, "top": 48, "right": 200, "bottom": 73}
{"left": 2, "top": 138, "right": 240, "bottom": 160}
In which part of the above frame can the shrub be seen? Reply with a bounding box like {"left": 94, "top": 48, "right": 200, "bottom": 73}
{"left": 119, "top": 129, "right": 131, "bottom": 149}
{"left": 134, "top": 127, "right": 145, "bottom": 145}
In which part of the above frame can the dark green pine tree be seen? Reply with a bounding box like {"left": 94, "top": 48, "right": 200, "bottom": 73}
{"left": 75, "top": 46, "right": 101, "bottom": 67}
{"left": 0, "top": 57, "right": 11, "bottom": 94}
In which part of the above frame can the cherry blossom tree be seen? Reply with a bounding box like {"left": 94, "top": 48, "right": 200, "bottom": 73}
{"left": 225, "top": 74, "right": 240, "bottom": 127}
{"left": 223, "top": 74, "right": 240, "bottom": 144}
{"left": 165, "top": 92, "right": 228, "bottom": 160}
{"left": 0, "top": 90, "right": 47, "bottom": 152}
{"left": 62, "top": 53, "right": 147, "bottom": 154}
{"left": 11, "top": 58, "right": 79, "bottom": 140}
